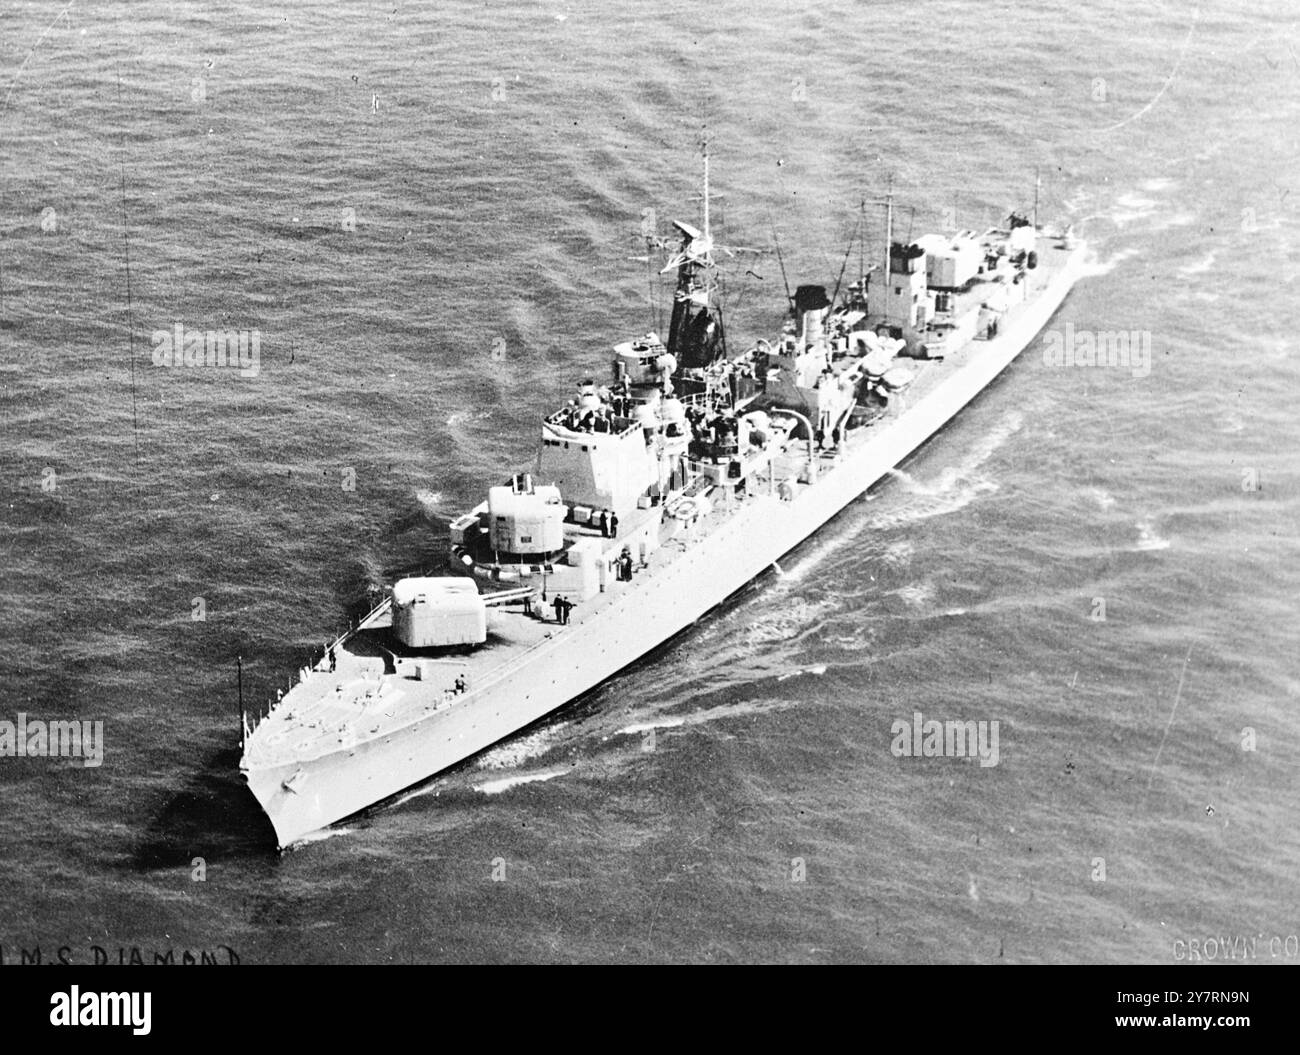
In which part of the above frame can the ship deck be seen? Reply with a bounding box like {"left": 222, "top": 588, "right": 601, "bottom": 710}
{"left": 244, "top": 231, "right": 1080, "bottom": 771}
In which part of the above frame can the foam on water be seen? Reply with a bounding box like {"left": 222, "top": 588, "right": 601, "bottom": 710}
{"left": 473, "top": 766, "right": 570, "bottom": 795}
{"left": 763, "top": 504, "right": 882, "bottom": 590}
{"left": 1133, "top": 517, "right": 1171, "bottom": 552}
{"left": 475, "top": 722, "right": 571, "bottom": 770}
{"left": 287, "top": 828, "right": 357, "bottom": 849}
{"left": 614, "top": 716, "right": 688, "bottom": 736}
{"left": 1111, "top": 193, "right": 1160, "bottom": 227}
{"left": 615, "top": 697, "right": 802, "bottom": 740}
{"left": 881, "top": 539, "right": 915, "bottom": 566}
{"left": 1080, "top": 247, "right": 1140, "bottom": 277}
{"left": 776, "top": 663, "right": 828, "bottom": 681}
{"left": 827, "top": 629, "right": 875, "bottom": 653}
{"left": 389, "top": 783, "right": 443, "bottom": 809}
{"left": 890, "top": 580, "right": 936, "bottom": 608}
{"left": 866, "top": 411, "right": 1021, "bottom": 531}
{"left": 1087, "top": 487, "right": 1117, "bottom": 510}
{"left": 1062, "top": 185, "right": 1092, "bottom": 216}
{"left": 445, "top": 409, "right": 492, "bottom": 428}
{"left": 739, "top": 597, "right": 839, "bottom": 649}
{"left": 869, "top": 476, "right": 997, "bottom": 531}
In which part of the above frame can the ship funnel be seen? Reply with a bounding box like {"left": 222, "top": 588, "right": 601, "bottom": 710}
{"left": 793, "top": 285, "right": 831, "bottom": 349}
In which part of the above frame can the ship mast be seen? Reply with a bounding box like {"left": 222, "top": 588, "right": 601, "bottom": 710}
{"left": 858, "top": 198, "right": 866, "bottom": 294}
{"left": 702, "top": 144, "right": 711, "bottom": 246}
{"left": 868, "top": 175, "right": 894, "bottom": 295}
{"left": 662, "top": 142, "right": 725, "bottom": 374}
{"left": 884, "top": 186, "right": 894, "bottom": 292}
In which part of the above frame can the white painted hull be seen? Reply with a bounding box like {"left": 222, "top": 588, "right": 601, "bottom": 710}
{"left": 246, "top": 247, "right": 1084, "bottom": 847}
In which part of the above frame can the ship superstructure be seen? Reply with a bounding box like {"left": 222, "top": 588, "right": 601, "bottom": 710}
{"left": 240, "top": 155, "right": 1086, "bottom": 847}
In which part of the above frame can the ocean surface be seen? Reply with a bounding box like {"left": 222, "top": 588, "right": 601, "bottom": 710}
{"left": 1, "top": 0, "right": 1297, "bottom": 964}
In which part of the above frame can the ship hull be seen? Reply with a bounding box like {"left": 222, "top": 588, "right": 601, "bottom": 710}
{"left": 247, "top": 247, "right": 1084, "bottom": 847}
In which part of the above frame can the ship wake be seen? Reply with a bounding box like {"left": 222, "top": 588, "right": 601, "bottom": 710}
{"left": 475, "top": 721, "right": 573, "bottom": 770}
{"left": 867, "top": 410, "right": 1022, "bottom": 530}
{"left": 613, "top": 696, "right": 804, "bottom": 739}
{"left": 473, "top": 766, "right": 570, "bottom": 796}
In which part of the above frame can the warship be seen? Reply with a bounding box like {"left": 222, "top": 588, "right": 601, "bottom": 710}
{"left": 240, "top": 153, "right": 1087, "bottom": 847}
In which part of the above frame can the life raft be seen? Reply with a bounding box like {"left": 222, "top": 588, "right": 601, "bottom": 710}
{"left": 667, "top": 493, "right": 712, "bottom": 521}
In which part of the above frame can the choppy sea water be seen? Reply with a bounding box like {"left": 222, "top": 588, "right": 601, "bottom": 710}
{"left": 1, "top": 0, "right": 1297, "bottom": 964}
